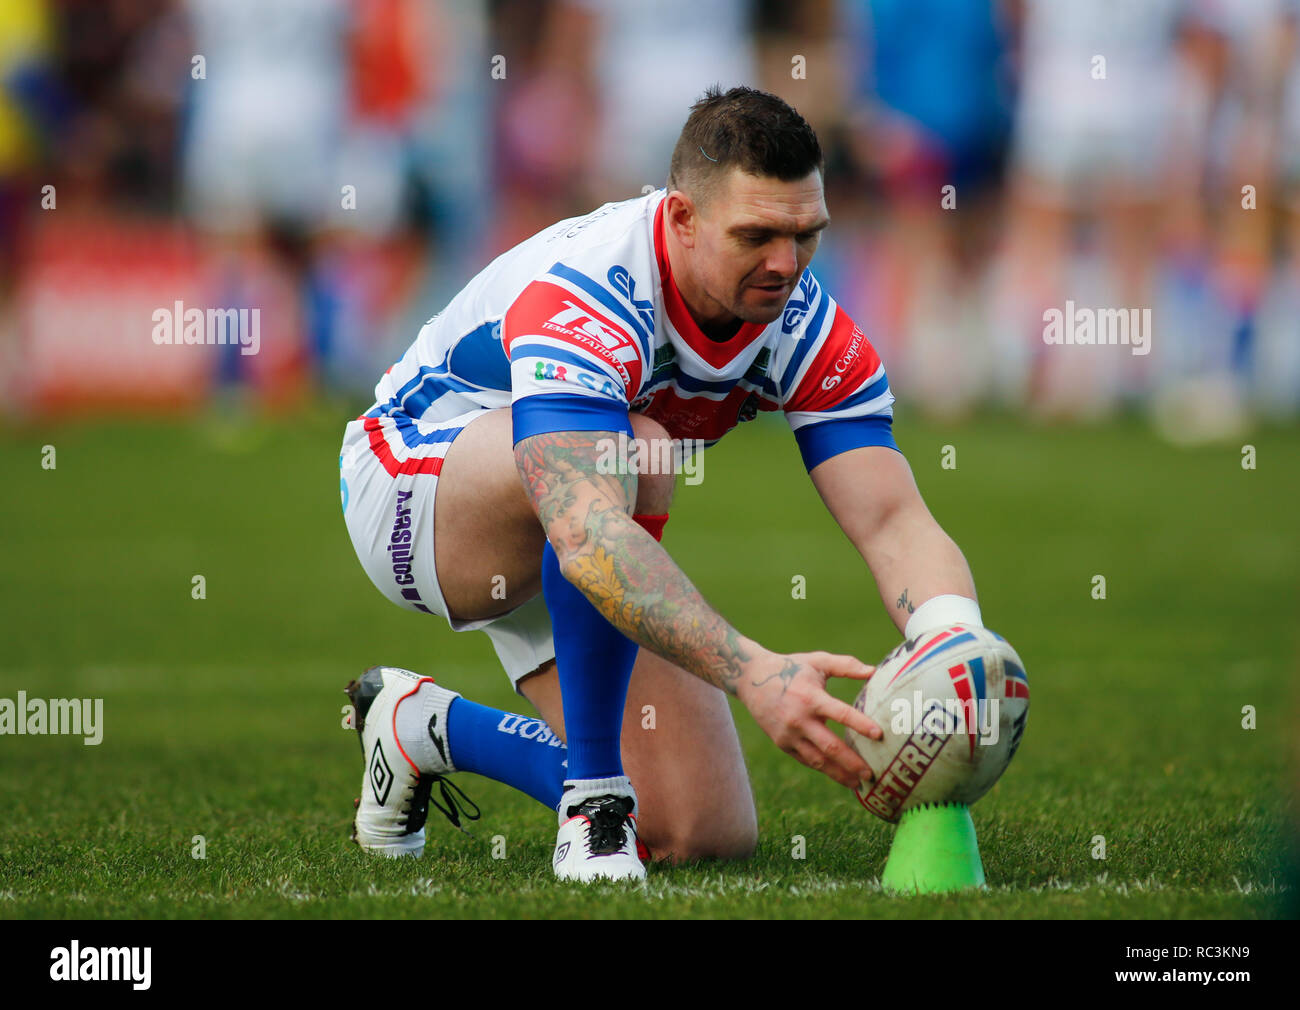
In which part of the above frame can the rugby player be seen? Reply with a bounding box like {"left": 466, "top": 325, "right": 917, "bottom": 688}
{"left": 338, "top": 86, "right": 983, "bottom": 881}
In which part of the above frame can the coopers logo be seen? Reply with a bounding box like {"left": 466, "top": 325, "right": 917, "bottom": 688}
{"left": 833, "top": 326, "right": 865, "bottom": 375}
{"left": 818, "top": 327, "right": 866, "bottom": 392}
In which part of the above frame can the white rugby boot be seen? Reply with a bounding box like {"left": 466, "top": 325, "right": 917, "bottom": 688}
{"left": 345, "top": 666, "right": 479, "bottom": 857}
{"left": 553, "top": 777, "right": 646, "bottom": 882}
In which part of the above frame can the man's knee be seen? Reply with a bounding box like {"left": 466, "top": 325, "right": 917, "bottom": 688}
{"left": 628, "top": 412, "right": 676, "bottom": 516}
{"left": 647, "top": 814, "right": 759, "bottom": 864}
{"left": 640, "top": 778, "right": 759, "bottom": 863}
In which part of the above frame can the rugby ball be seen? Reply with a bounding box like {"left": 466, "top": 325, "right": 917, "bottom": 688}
{"left": 845, "top": 624, "right": 1029, "bottom": 822}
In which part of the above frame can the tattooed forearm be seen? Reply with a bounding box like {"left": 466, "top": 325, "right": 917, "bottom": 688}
{"left": 564, "top": 529, "right": 754, "bottom": 692}
{"left": 896, "top": 588, "right": 914, "bottom": 614}
{"left": 515, "top": 429, "right": 754, "bottom": 693}
{"left": 514, "top": 429, "right": 636, "bottom": 544}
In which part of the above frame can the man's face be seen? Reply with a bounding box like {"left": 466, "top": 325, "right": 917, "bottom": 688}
{"left": 683, "top": 168, "right": 829, "bottom": 327}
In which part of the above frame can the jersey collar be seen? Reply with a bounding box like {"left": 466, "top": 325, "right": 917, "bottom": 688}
{"left": 653, "top": 198, "right": 768, "bottom": 370}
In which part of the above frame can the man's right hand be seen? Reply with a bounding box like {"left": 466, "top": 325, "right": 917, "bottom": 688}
{"left": 737, "top": 650, "right": 883, "bottom": 789}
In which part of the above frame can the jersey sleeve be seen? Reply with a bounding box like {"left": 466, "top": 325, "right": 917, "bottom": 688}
{"left": 776, "top": 284, "right": 899, "bottom": 472}
{"left": 503, "top": 269, "right": 651, "bottom": 443}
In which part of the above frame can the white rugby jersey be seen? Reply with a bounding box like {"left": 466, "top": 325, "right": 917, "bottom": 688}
{"left": 360, "top": 189, "right": 897, "bottom": 476}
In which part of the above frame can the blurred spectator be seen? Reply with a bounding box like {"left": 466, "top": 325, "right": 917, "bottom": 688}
{"left": 836, "top": 0, "right": 1014, "bottom": 417}
{"left": 0, "top": 0, "right": 55, "bottom": 303}
{"left": 575, "top": 0, "right": 758, "bottom": 198}
{"left": 998, "top": 0, "right": 1190, "bottom": 419}
{"left": 1167, "top": 0, "right": 1300, "bottom": 427}
{"left": 489, "top": 0, "right": 601, "bottom": 248}
{"left": 313, "top": 0, "right": 448, "bottom": 392}
{"left": 181, "top": 0, "right": 348, "bottom": 235}
{"left": 1269, "top": 1, "right": 1300, "bottom": 415}
{"left": 410, "top": 0, "right": 493, "bottom": 265}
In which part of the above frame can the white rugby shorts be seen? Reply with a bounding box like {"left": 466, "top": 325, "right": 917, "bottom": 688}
{"left": 338, "top": 406, "right": 555, "bottom": 692}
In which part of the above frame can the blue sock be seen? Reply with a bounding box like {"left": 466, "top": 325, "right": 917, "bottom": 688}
{"left": 446, "top": 696, "right": 568, "bottom": 809}
{"left": 541, "top": 540, "right": 638, "bottom": 780}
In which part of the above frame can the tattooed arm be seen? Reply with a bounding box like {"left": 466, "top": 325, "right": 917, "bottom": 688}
{"left": 515, "top": 427, "right": 755, "bottom": 694}
{"left": 808, "top": 445, "right": 976, "bottom": 636}
{"left": 514, "top": 427, "right": 884, "bottom": 788}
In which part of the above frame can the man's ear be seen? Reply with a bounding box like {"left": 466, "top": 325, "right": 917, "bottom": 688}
{"left": 665, "top": 190, "right": 698, "bottom": 249}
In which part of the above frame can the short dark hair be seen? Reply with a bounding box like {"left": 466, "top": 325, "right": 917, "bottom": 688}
{"left": 667, "top": 85, "right": 824, "bottom": 207}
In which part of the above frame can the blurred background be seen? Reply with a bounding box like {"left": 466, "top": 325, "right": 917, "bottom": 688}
{"left": 2, "top": 0, "right": 1299, "bottom": 437}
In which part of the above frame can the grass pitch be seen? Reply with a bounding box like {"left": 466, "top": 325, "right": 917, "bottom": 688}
{"left": 0, "top": 406, "right": 1295, "bottom": 918}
